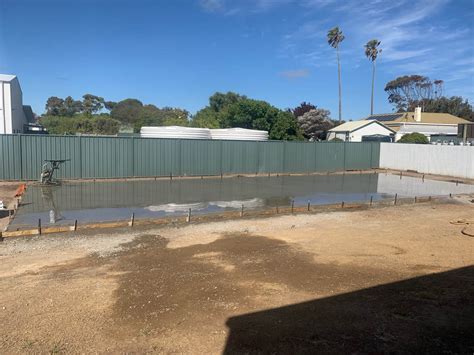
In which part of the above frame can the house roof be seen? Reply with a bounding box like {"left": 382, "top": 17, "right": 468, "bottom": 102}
{"left": 0, "top": 74, "right": 17, "bottom": 82}
{"left": 366, "top": 112, "right": 469, "bottom": 124}
{"left": 328, "top": 120, "right": 395, "bottom": 133}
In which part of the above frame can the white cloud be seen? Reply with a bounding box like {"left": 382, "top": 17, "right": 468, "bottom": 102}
{"left": 279, "top": 69, "right": 311, "bottom": 79}
{"left": 199, "top": 0, "right": 224, "bottom": 12}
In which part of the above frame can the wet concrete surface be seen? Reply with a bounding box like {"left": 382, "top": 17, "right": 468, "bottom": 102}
{"left": 9, "top": 173, "right": 474, "bottom": 229}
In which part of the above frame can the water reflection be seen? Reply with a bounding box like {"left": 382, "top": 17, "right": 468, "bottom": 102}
{"left": 9, "top": 173, "right": 473, "bottom": 229}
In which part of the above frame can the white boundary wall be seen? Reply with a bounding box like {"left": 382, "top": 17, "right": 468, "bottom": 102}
{"left": 379, "top": 143, "right": 474, "bottom": 179}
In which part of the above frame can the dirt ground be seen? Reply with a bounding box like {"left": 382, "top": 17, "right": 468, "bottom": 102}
{"left": 0, "top": 200, "right": 473, "bottom": 353}
{"left": 0, "top": 182, "right": 21, "bottom": 231}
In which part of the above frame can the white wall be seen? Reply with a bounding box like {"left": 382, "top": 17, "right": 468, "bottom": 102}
{"left": 0, "top": 77, "right": 27, "bottom": 134}
{"left": 10, "top": 78, "right": 27, "bottom": 133}
{"left": 0, "top": 82, "right": 4, "bottom": 134}
{"left": 379, "top": 143, "right": 474, "bottom": 179}
{"left": 328, "top": 123, "right": 393, "bottom": 142}
{"left": 349, "top": 124, "right": 393, "bottom": 142}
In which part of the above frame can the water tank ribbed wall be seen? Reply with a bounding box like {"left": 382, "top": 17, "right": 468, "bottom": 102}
{"left": 140, "top": 126, "right": 269, "bottom": 141}
{"left": 210, "top": 128, "right": 269, "bottom": 141}
{"left": 140, "top": 126, "right": 211, "bottom": 139}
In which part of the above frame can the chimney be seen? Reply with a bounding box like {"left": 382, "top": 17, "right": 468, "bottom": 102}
{"left": 414, "top": 107, "right": 422, "bottom": 122}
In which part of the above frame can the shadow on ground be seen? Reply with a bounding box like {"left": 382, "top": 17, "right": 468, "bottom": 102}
{"left": 224, "top": 266, "right": 474, "bottom": 354}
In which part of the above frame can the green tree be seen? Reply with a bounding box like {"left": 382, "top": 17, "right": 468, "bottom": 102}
{"left": 364, "top": 39, "right": 382, "bottom": 115}
{"left": 92, "top": 116, "right": 121, "bottom": 135}
{"left": 411, "top": 96, "right": 473, "bottom": 122}
{"left": 398, "top": 132, "right": 429, "bottom": 144}
{"left": 270, "top": 111, "right": 303, "bottom": 140}
{"left": 191, "top": 107, "right": 221, "bottom": 128}
{"left": 222, "top": 99, "right": 275, "bottom": 130}
{"left": 40, "top": 114, "right": 120, "bottom": 135}
{"left": 209, "top": 92, "right": 246, "bottom": 112}
{"left": 110, "top": 99, "right": 143, "bottom": 125}
{"left": 327, "top": 26, "right": 345, "bottom": 123}
{"left": 104, "top": 101, "right": 117, "bottom": 111}
{"left": 160, "top": 107, "right": 189, "bottom": 126}
{"left": 45, "top": 96, "right": 66, "bottom": 116}
{"left": 63, "top": 96, "right": 83, "bottom": 116}
{"left": 384, "top": 75, "right": 443, "bottom": 111}
{"left": 82, "top": 94, "right": 105, "bottom": 116}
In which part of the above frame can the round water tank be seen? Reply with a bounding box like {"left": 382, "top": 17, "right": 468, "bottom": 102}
{"left": 210, "top": 128, "right": 268, "bottom": 141}
{"left": 140, "top": 126, "right": 211, "bottom": 140}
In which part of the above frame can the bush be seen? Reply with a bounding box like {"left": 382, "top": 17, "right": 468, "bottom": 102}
{"left": 329, "top": 137, "right": 344, "bottom": 142}
{"left": 398, "top": 132, "right": 429, "bottom": 144}
{"left": 40, "top": 114, "right": 120, "bottom": 135}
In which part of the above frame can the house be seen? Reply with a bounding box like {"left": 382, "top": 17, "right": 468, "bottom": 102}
{"left": 327, "top": 120, "right": 395, "bottom": 142}
{"left": 0, "top": 74, "right": 35, "bottom": 134}
{"left": 366, "top": 107, "right": 469, "bottom": 141}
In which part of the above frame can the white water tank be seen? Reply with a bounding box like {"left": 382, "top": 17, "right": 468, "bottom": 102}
{"left": 210, "top": 128, "right": 269, "bottom": 141}
{"left": 141, "top": 126, "right": 269, "bottom": 141}
{"left": 140, "top": 126, "right": 211, "bottom": 139}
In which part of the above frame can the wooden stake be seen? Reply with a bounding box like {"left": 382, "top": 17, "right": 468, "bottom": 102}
{"left": 187, "top": 208, "right": 191, "bottom": 223}
{"left": 341, "top": 201, "right": 345, "bottom": 208}
{"left": 130, "top": 213, "right": 135, "bottom": 227}
{"left": 240, "top": 205, "right": 244, "bottom": 217}
{"left": 307, "top": 200, "right": 310, "bottom": 211}
{"left": 370, "top": 196, "right": 373, "bottom": 206}
{"left": 38, "top": 219, "right": 42, "bottom": 235}
{"left": 291, "top": 200, "right": 294, "bottom": 214}
{"left": 394, "top": 193, "right": 398, "bottom": 205}
{"left": 74, "top": 219, "right": 78, "bottom": 231}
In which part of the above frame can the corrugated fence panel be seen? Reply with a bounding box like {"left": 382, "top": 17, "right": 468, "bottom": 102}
{"left": 258, "top": 141, "right": 284, "bottom": 173}
{"left": 370, "top": 142, "right": 380, "bottom": 168}
{"left": 344, "top": 142, "right": 373, "bottom": 170}
{"left": 222, "top": 140, "right": 259, "bottom": 174}
{"left": 133, "top": 138, "right": 180, "bottom": 177}
{"left": 314, "top": 142, "right": 345, "bottom": 172}
{"left": 21, "top": 135, "right": 81, "bottom": 180}
{"left": 180, "top": 140, "right": 221, "bottom": 176}
{"left": 284, "top": 142, "right": 317, "bottom": 173}
{"left": 80, "top": 137, "right": 133, "bottom": 178}
{"left": 0, "top": 135, "right": 21, "bottom": 180}
{"left": 0, "top": 135, "right": 381, "bottom": 180}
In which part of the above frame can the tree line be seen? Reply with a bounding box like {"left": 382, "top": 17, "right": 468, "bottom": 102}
{"left": 39, "top": 92, "right": 338, "bottom": 140}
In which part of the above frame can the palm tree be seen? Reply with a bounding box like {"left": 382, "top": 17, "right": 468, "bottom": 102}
{"left": 327, "top": 26, "right": 345, "bottom": 123}
{"left": 364, "top": 39, "right": 382, "bottom": 115}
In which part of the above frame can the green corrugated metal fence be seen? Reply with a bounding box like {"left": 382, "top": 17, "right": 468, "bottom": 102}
{"left": 0, "top": 134, "right": 380, "bottom": 180}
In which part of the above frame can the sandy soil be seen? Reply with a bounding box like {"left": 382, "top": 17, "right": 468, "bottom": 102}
{"left": 0, "top": 200, "right": 473, "bottom": 353}
{"left": 0, "top": 182, "right": 21, "bottom": 231}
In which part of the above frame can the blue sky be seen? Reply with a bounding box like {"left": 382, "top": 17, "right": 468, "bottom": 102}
{"left": 0, "top": 0, "right": 473, "bottom": 120}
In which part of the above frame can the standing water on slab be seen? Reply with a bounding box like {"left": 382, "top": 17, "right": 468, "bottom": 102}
{"left": 9, "top": 173, "right": 474, "bottom": 230}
